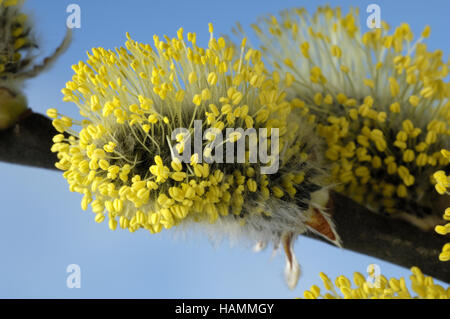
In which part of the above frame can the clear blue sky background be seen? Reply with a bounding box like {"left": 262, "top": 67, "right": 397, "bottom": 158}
{"left": 0, "top": 0, "right": 448, "bottom": 298}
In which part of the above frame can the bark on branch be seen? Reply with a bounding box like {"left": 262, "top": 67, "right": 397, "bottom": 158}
{"left": 1, "top": 112, "right": 449, "bottom": 283}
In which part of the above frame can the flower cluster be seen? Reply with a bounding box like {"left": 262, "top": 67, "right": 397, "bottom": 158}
{"left": 434, "top": 149, "right": 450, "bottom": 262}
{"left": 49, "top": 24, "right": 338, "bottom": 289}
{"left": 302, "top": 266, "right": 449, "bottom": 299}
{"left": 0, "top": 0, "right": 34, "bottom": 79}
{"left": 249, "top": 6, "right": 449, "bottom": 226}
{"left": 0, "top": 0, "right": 71, "bottom": 130}
{"left": 0, "top": 0, "right": 31, "bottom": 129}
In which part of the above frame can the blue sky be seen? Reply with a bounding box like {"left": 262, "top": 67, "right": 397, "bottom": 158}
{"left": 0, "top": 0, "right": 448, "bottom": 298}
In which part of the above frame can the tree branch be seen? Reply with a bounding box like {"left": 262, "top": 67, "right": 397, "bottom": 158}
{"left": 0, "top": 112, "right": 58, "bottom": 169}
{"left": 330, "top": 191, "right": 449, "bottom": 283}
{"left": 1, "top": 112, "right": 449, "bottom": 283}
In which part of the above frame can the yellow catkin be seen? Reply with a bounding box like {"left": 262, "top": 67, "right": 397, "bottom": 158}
{"left": 434, "top": 149, "right": 450, "bottom": 261}
{"left": 0, "top": 1, "right": 70, "bottom": 130}
{"left": 49, "top": 24, "right": 327, "bottom": 243}
{"left": 49, "top": 24, "right": 337, "bottom": 292}
{"left": 251, "top": 5, "right": 449, "bottom": 224}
